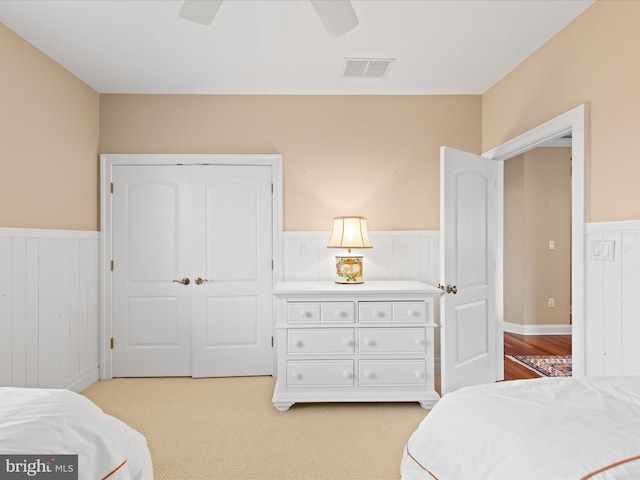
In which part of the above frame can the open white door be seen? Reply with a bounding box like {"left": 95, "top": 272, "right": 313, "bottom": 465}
{"left": 440, "top": 146, "right": 499, "bottom": 394}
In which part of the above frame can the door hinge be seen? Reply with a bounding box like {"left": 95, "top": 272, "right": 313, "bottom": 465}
{"left": 110, "top": 182, "right": 114, "bottom": 193}
{"left": 272, "top": 260, "right": 274, "bottom": 270}
{"left": 110, "top": 260, "right": 114, "bottom": 271}
{"left": 271, "top": 336, "right": 274, "bottom": 347}
{"left": 271, "top": 183, "right": 274, "bottom": 193}
{"left": 110, "top": 338, "right": 114, "bottom": 349}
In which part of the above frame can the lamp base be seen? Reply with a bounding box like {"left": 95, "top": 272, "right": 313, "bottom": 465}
{"left": 334, "top": 255, "right": 364, "bottom": 284}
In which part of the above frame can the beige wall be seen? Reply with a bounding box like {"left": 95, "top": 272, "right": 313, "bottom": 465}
{"left": 7, "top": 0, "right": 635, "bottom": 231}
{"left": 0, "top": 24, "right": 99, "bottom": 231}
{"left": 504, "top": 147, "right": 572, "bottom": 326}
{"left": 483, "top": 0, "right": 640, "bottom": 223}
{"left": 504, "top": 153, "right": 525, "bottom": 326}
{"left": 99, "top": 94, "right": 481, "bottom": 231}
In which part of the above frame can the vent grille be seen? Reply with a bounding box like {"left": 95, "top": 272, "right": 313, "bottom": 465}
{"left": 341, "top": 58, "right": 395, "bottom": 78}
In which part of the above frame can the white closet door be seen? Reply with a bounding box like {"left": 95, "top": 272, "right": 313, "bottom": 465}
{"left": 191, "top": 166, "right": 273, "bottom": 377}
{"left": 112, "top": 166, "right": 192, "bottom": 376}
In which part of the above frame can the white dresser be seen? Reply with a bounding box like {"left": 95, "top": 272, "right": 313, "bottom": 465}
{"left": 271, "top": 281, "right": 441, "bottom": 411}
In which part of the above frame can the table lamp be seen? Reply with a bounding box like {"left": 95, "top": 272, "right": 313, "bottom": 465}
{"left": 327, "top": 216, "right": 373, "bottom": 284}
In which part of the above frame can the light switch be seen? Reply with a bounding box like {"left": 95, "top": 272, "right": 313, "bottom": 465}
{"left": 591, "top": 240, "right": 615, "bottom": 261}
{"left": 601, "top": 240, "right": 615, "bottom": 261}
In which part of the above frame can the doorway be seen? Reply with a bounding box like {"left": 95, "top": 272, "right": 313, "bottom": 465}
{"left": 483, "top": 104, "right": 586, "bottom": 380}
{"left": 502, "top": 146, "right": 573, "bottom": 380}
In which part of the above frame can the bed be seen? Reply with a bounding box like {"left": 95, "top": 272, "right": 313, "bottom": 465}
{"left": 401, "top": 376, "right": 640, "bottom": 480}
{"left": 0, "top": 387, "right": 153, "bottom": 480}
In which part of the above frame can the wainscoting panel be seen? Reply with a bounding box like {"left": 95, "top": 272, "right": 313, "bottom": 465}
{"left": 0, "top": 228, "right": 99, "bottom": 392}
{"left": 585, "top": 221, "right": 640, "bottom": 376}
{"left": 283, "top": 231, "right": 439, "bottom": 284}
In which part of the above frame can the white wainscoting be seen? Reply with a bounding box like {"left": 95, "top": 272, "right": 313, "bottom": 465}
{"left": 585, "top": 220, "right": 640, "bottom": 376}
{"left": 0, "top": 228, "right": 99, "bottom": 392}
{"left": 283, "top": 231, "right": 440, "bottom": 284}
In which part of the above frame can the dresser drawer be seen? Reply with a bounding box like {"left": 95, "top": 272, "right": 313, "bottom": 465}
{"left": 393, "top": 302, "right": 428, "bottom": 323}
{"left": 321, "top": 302, "right": 355, "bottom": 323}
{"left": 287, "top": 361, "right": 354, "bottom": 387}
{"left": 287, "top": 302, "right": 320, "bottom": 323}
{"left": 288, "top": 329, "right": 355, "bottom": 354}
{"left": 359, "top": 302, "right": 392, "bottom": 323}
{"left": 358, "top": 328, "right": 426, "bottom": 354}
{"left": 359, "top": 360, "right": 427, "bottom": 386}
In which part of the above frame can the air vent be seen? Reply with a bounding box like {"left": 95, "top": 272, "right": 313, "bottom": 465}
{"left": 341, "top": 58, "right": 395, "bottom": 78}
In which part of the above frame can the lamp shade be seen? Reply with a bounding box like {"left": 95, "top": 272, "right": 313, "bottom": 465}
{"left": 327, "top": 216, "right": 373, "bottom": 249}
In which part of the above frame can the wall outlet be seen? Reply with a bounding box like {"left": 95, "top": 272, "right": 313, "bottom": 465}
{"left": 548, "top": 298, "right": 555, "bottom": 308}
{"left": 548, "top": 240, "right": 555, "bottom": 250}
{"left": 300, "top": 241, "right": 309, "bottom": 255}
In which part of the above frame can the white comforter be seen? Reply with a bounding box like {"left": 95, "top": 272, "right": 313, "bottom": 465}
{"left": 0, "top": 387, "right": 153, "bottom": 480}
{"left": 401, "top": 376, "right": 640, "bottom": 480}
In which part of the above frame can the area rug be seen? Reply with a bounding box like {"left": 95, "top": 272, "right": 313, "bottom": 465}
{"left": 507, "top": 355, "right": 572, "bottom": 377}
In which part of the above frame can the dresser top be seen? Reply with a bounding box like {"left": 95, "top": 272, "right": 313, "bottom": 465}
{"left": 273, "top": 280, "right": 441, "bottom": 296}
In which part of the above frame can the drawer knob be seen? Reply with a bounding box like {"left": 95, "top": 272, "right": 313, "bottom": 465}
{"left": 291, "top": 339, "right": 303, "bottom": 347}
{"left": 291, "top": 372, "right": 302, "bottom": 380}
{"left": 415, "top": 338, "right": 425, "bottom": 346}
{"left": 342, "top": 371, "right": 353, "bottom": 379}
{"left": 364, "top": 339, "right": 375, "bottom": 347}
{"left": 343, "top": 339, "right": 354, "bottom": 347}
{"left": 372, "top": 310, "right": 383, "bottom": 318}
{"left": 415, "top": 371, "right": 424, "bottom": 378}
{"left": 407, "top": 310, "right": 419, "bottom": 317}
{"left": 335, "top": 311, "right": 347, "bottom": 318}
{"left": 363, "top": 371, "right": 374, "bottom": 378}
{"left": 301, "top": 311, "right": 312, "bottom": 318}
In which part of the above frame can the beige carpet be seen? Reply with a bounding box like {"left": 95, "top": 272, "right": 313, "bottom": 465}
{"left": 82, "top": 376, "right": 429, "bottom": 480}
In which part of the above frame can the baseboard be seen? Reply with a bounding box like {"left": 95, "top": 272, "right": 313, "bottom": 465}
{"left": 60, "top": 367, "right": 100, "bottom": 393}
{"left": 503, "top": 322, "right": 572, "bottom": 335}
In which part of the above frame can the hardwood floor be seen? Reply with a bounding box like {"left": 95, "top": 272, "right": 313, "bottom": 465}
{"left": 504, "top": 332, "right": 572, "bottom": 380}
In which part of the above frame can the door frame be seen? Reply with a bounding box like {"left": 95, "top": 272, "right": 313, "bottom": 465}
{"left": 482, "top": 104, "right": 586, "bottom": 379}
{"left": 99, "top": 154, "right": 283, "bottom": 380}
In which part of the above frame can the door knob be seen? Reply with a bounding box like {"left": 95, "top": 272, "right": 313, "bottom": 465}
{"left": 195, "top": 277, "right": 208, "bottom": 285}
{"left": 173, "top": 277, "right": 190, "bottom": 285}
{"left": 446, "top": 284, "right": 458, "bottom": 294}
{"left": 436, "top": 283, "right": 445, "bottom": 291}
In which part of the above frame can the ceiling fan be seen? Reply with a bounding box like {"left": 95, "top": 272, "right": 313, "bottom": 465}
{"left": 178, "top": 0, "right": 359, "bottom": 38}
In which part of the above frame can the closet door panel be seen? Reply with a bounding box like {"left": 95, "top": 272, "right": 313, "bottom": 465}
{"left": 111, "top": 166, "right": 192, "bottom": 377}
{"left": 206, "top": 179, "right": 259, "bottom": 283}
{"left": 192, "top": 166, "right": 273, "bottom": 377}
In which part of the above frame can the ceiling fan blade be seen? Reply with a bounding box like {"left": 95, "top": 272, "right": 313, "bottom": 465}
{"left": 310, "top": 0, "right": 359, "bottom": 38}
{"left": 179, "top": 0, "right": 224, "bottom": 26}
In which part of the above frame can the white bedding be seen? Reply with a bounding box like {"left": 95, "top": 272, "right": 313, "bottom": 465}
{"left": 0, "top": 387, "right": 153, "bottom": 480}
{"left": 401, "top": 376, "right": 640, "bottom": 480}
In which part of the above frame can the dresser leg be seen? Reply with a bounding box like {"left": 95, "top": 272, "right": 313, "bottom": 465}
{"left": 274, "top": 402, "right": 294, "bottom": 412}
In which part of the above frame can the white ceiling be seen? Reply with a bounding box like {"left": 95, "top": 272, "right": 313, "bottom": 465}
{"left": 0, "top": 0, "right": 594, "bottom": 95}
